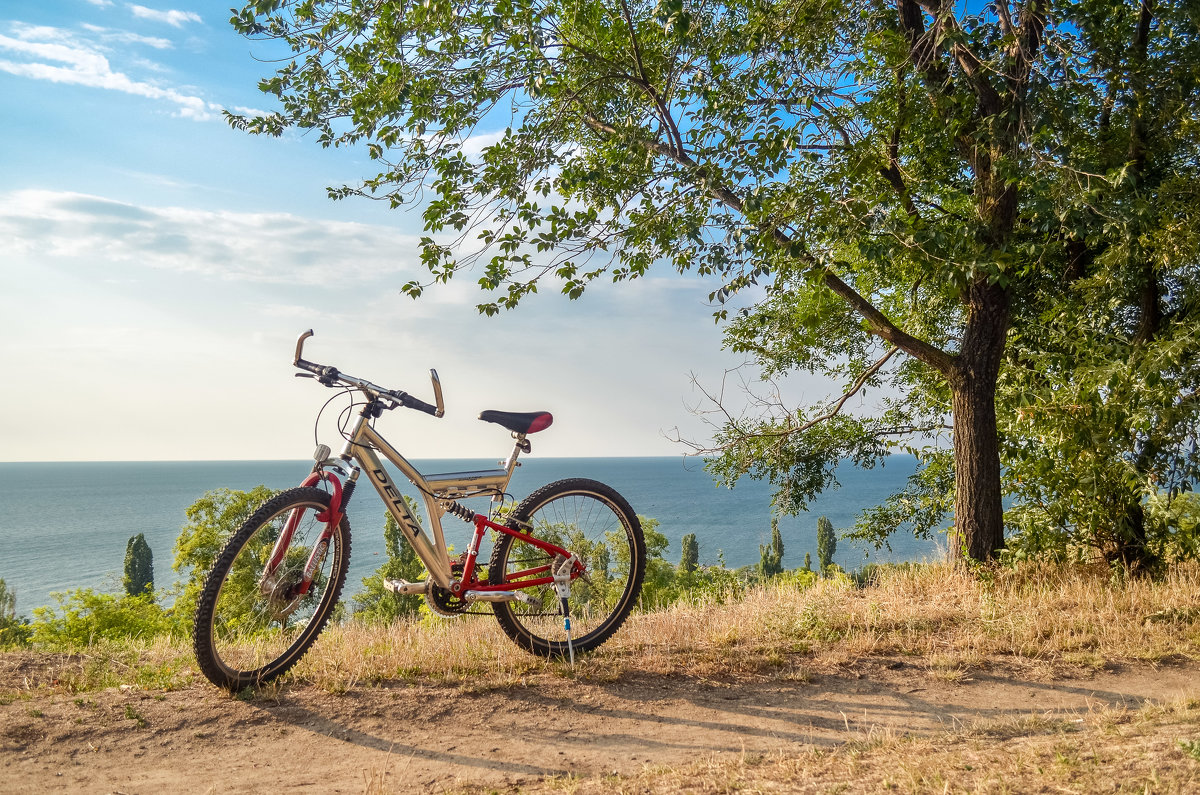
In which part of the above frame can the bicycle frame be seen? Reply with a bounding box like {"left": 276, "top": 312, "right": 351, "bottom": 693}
{"left": 270, "top": 396, "right": 581, "bottom": 600}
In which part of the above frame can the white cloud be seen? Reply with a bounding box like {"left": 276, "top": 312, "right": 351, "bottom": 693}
{"left": 0, "top": 187, "right": 770, "bottom": 461}
{"left": 258, "top": 303, "right": 343, "bottom": 321}
{"left": 85, "top": 0, "right": 115, "bottom": 7}
{"left": 0, "top": 189, "right": 425, "bottom": 286}
{"left": 127, "top": 5, "right": 202, "bottom": 27}
{"left": 459, "top": 130, "right": 507, "bottom": 158}
{"left": 0, "top": 22, "right": 219, "bottom": 120}
{"left": 228, "top": 103, "right": 272, "bottom": 118}
{"left": 81, "top": 23, "right": 172, "bottom": 50}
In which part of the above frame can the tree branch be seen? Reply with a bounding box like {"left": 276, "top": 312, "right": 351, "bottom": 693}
{"left": 579, "top": 114, "right": 957, "bottom": 375}
{"left": 673, "top": 347, "right": 924, "bottom": 455}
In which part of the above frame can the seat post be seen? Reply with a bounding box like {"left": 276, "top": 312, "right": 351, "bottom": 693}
{"left": 495, "top": 432, "right": 531, "bottom": 504}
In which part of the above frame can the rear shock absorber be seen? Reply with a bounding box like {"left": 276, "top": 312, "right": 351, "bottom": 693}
{"left": 441, "top": 500, "right": 475, "bottom": 524}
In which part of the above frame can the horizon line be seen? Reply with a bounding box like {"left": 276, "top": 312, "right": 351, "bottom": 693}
{"left": 0, "top": 454, "right": 706, "bottom": 465}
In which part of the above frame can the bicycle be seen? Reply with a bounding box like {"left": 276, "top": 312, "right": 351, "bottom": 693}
{"left": 193, "top": 330, "right": 646, "bottom": 690}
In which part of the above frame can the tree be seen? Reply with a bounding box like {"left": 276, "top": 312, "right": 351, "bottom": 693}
{"left": 229, "top": 1, "right": 1200, "bottom": 563}
{"left": 173, "top": 486, "right": 278, "bottom": 626}
{"left": 759, "top": 518, "right": 784, "bottom": 578}
{"left": 0, "top": 579, "right": 15, "bottom": 621}
{"left": 817, "top": 516, "right": 837, "bottom": 573}
{"left": 804, "top": 552, "right": 812, "bottom": 572}
{"left": 679, "top": 533, "right": 700, "bottom": 574}
{"left": 354, "top": 502, "right": 427, "bottom": 623}
{"left": 123, "top": 533, "right": 154, "bottom": 596}
{"left": 992, "top": 0, "right": 1200, "bottom": 570}
{"left": 840, "top": 1, "right": 1200, "bottom": 569}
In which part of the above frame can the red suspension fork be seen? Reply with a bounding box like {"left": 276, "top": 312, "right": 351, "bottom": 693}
{"left": 264, "top": 471, "right": 344, "bottom": 580}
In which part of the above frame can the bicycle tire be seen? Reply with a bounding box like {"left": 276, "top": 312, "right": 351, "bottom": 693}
{"left": 193, "top": 487, "right": 350, "bottom": 690}
{"left": 489, "top": 478, "right": 645, "bottom": 657}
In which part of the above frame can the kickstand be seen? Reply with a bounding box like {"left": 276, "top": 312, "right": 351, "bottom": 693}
{"left": 559, "top": 596, "right": 575, "bottom": 667}
{"left": 552, "top": 555, "right": 578, "bottom": 667}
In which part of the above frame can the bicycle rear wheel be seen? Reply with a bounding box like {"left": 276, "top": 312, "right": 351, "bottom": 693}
{"left": 193, "top": 487, "right": 350, "bottom": 690}
{"left": 489, "top": 478, "right": 645, "bottom": 657}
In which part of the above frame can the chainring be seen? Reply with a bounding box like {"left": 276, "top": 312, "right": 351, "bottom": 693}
{"left": 425, "top": 584, "right": 469, "bottom": 616}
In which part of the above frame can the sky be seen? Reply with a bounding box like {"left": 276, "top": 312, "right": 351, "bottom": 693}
{"left": 0, "top": 1, "right": 806, "bottom": 462}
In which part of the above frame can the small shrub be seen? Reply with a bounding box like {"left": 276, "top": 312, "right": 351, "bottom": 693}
{"left": 30, "top": 590, "right": 176, "bottom": 649}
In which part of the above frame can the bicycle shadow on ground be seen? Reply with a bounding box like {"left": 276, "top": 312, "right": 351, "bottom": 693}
{"left": 242, "top": 691, "right": 571, "bottom": 780}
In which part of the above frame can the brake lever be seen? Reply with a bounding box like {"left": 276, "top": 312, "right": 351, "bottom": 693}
{"left": 295, "top": 371, "right": 339, "bottom": 389}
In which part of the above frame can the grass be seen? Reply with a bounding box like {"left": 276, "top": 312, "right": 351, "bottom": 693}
{"left": 0, "top": 636, "right": 194, "bottom": 696}
{"left": 279, "top": 560, "right": 1200, "bottom": 691}
{"left": 123, "top": 703, "right": 147, "bottom": 728}
{"left": 514, "top": 695, "right": 1200, "bottom": 795}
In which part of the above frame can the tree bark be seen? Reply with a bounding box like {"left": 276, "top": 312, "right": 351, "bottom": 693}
{"left": 947, "top": 279, "right": 1011, "bottom": 562}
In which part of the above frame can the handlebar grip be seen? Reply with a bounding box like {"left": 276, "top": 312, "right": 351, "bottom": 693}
{"left": 399, "top": 393, "right": 441, "bottom": 416}
{"left": 294, "top": 329, "right": 314, "bottom": 365}
{"left": 296, "top": 359, "right": 339, "bottom": 384}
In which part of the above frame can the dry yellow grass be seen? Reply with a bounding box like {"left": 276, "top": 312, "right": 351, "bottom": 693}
{"left": 291, "top": 560, "right": 1200, "bottom": 692}
{"left": 515, "top": 693, "right": 1200, "bottom": 794}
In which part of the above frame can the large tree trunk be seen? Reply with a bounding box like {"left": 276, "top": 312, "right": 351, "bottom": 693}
{"left": 947, "top": 280, "right": 1010, "bottom": 563}
{"left": 949, "top": 380, "right": 1006, "bottom": 561}
{"left": 1114, "top": 439, "right": 1160, "bottom": 571}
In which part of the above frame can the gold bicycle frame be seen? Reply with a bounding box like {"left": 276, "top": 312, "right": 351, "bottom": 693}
{"left": 332, "top": 410, "right": 529, "bottom": 590}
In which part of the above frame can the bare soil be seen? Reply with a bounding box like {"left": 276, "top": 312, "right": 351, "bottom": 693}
{"left": 2, "top": 654, "right": 1198, "bottom": 793}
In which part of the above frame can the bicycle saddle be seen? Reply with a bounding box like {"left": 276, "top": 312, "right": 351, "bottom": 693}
{"left": 478, "top": 410, "right": 554, "bottom": 435}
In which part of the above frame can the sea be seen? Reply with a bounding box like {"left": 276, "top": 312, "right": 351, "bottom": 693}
{"left": 0, "top": 456, "right": 942, "bottom": 614}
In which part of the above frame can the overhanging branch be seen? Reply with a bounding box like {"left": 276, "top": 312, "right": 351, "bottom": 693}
{"left": 579, "top": 114, "right": 958, "bottom": 376}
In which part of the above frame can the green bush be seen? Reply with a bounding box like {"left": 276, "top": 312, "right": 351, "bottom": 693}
{"left": 0, "top": 578, "right": 31, "bottom": 648}
{"left": 638, "top": 521, "right": 754, "bottom": 608}
{"left": 1003, "top": 490, "right": 1200, "bottom": 567}
{"left": 172, "top": 485, "right": 278, "bottom": 630}
{"left": 30, "top": 589, "right": 176, "bottom": 649}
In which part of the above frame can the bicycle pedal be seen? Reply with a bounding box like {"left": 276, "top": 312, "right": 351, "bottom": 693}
{"left": 513, "top": 591, "right": 540, "bottom": 608}
{"left": 384, "top": 578, "right": 429, "bottom": 596}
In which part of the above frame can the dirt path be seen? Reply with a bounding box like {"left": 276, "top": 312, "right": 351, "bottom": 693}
{"left": 2, "top": 658, "right": 1198, "bottom": 793}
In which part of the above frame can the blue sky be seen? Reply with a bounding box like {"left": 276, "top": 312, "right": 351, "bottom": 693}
{"left": 0, "top": 1, "right": 782, "bottom": 461}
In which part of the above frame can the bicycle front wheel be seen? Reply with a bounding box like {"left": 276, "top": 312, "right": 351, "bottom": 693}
{"left": 489, "top": 478, "right": 645, "bottom": 657}
{"left": 193, "top": 487, "right": 351, "bottom": 690}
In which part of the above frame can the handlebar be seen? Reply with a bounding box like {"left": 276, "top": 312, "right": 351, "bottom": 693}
{"left": 292, "top": 329, "right": 445, "bottom": 418}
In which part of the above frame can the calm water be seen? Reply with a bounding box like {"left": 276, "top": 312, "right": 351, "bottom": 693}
{"left": 0, "top": 457, "right": 940, "bottom": 613}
